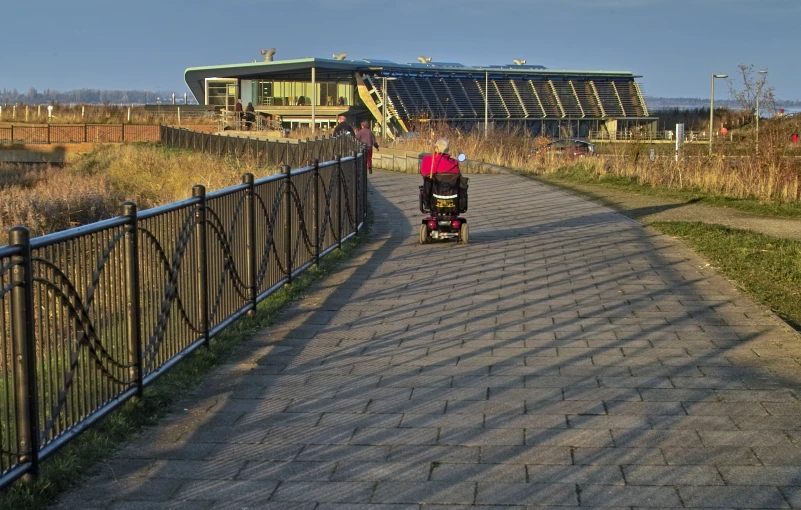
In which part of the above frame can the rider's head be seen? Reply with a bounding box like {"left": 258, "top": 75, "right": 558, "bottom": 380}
{"left": 434, "top": 138, "right": 449, "bottom": 154}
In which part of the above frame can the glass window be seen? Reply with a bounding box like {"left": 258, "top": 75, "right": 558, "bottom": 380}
{"left": 336, "top": 82, "right": 353, "bottom": 106}
{"left": 207, "top": 81, "right": 233, "bottom": 107}
{"left": 257, "top": 80, "right": 273, "bottom": 106}
{"left": 319, "top": 82, "right": 337, "bottom": 105}
{"left": 251, "top": 79, "right": 354, "bottom": 107}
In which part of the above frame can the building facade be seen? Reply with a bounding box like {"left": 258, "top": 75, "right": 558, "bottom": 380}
{"left": 185, "top": 56, "right": 656, "bottom": 138}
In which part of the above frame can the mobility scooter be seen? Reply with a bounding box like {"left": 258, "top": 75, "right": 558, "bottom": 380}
{"left": 419, "top": 153, "right": 468, "bottom": 244}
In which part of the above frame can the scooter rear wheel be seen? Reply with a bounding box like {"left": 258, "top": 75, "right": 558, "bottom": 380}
{"left": 419, "top": 224, "right": 429, "bottom": 244}
{"left": 459, "top": 223, "right": 469, "bottom": 244}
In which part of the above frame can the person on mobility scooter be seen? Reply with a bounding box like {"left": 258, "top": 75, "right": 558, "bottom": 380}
{"left": 419, "top": 138, "right": 468, "bottom": 244}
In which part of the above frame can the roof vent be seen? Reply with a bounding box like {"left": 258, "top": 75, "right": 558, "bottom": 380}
{"left": 260, "top": 48, "right": 277, "bottom": 62}
{"left": 513, "top": 59, "right": 527, "bottom": 65}
{"left": 333, "top": 52, "right": 347, "bottom": 60}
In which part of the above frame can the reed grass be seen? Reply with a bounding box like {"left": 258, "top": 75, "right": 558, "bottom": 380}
{"left": 0, "top": 144, "right": 277, "bottom": 237}
{"left": 395, "top": 121, "right": 801, "bottom": 203}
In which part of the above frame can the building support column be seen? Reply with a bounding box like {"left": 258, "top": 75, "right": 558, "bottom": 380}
{"left": 311, "top": 67, "right": 316, "bottom": 134}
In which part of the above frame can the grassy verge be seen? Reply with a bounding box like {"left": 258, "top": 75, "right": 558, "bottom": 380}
{"left": 532, "top": 166, "right": 801, "bottom": 218}
{"left": 0, "top": 227, "right": 368, "bottom": 510}
{"left": 650, "top": 222, "right": 801, "bottom": 331}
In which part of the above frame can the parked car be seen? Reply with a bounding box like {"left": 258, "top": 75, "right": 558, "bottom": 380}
{"left": 530, "top": 139, "right": 596, "bottom": 157}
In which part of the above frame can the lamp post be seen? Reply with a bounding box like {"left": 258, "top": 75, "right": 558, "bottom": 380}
{"left": 484, "top": 71, "right": 489, "bottom": 139}
{"left": 709, "top": 73, "right": 728, "bottom": 156}
{"left": 381, "top": 76, "right": 397, "bottom": 141}
{"left": 756, "top": 69, "right": 768, "bottom": 155}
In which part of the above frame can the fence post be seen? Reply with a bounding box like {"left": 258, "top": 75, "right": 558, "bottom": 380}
{"left": 47, "top": 124, "right": 50, "bottom": 144}
{"left": 9, "top": 226, "right": 39, "bottom": 483}
{"left": 361, "top": 150, "right": 368, "bottom": 230}
{"left": 193, "top": 185, "right": 210, "bottom": 346}
{"left": 121, "top": 122, "right": 125, "bottom": 143}
{"left": 10, "top": 125, "right": 13, "bottom": 144}
{"left": 283, "top": 164, "right": 293, "bottom": 284}
{"left": 122, "top": 202, "right": 143, "bottom": 397}
{"left": 351, "top": 150, "right": 359, "bottom": 236}
{"left": 335, "top": 154, "right": 342, "bottom": 250}
{"left": 84, "top": 123, "right": 87, "bottom": 143}
{"left": 243, "top": 173, "right": 257, "bottom": 313}
{"left": 312, "top": 158, "right": 320, "bottom": 267}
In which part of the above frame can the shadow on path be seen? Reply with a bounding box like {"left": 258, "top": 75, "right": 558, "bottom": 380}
{"left": 54, "top": 171, "right": 801, "bottom": 510}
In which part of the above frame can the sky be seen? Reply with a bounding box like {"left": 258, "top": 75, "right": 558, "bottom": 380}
{"left": 2, "top": 0, "right": 799, "bottom": 102}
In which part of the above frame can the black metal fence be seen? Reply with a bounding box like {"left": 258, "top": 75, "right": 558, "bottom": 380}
{"left": 160, "top": 126, "right": 360, "bottom": 168}
{"left": 0, "top": 124, "right": 161, "bottom": 144}
{"left": 0, "top": 151, "right": 367, "bottom": 489}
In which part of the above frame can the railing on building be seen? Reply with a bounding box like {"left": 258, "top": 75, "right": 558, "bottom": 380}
{"left": 0, "top": 135, "right": 367, "bottom": 489}
{"left": 589, "top": 130, "right": 711, "bottom": 142}
{"left": 217, "top": 110, "right": 285, "bottom": 134}
{"left": 0, "top": 124, "right": 161, "bottom": 144}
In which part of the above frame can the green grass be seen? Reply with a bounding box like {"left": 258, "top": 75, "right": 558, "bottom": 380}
{"left": 0, "top": 226, "right": 369, "bottom": 510}
{"left": 534, "top": 165, "right": 801, "bottom": 218}
{"left": 650, "top": 222, "right": 801, "bottom": 331}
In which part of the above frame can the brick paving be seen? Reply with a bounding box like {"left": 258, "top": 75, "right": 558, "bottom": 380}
{"left": 55, "top": 171, "right": 801, "bottom": 509}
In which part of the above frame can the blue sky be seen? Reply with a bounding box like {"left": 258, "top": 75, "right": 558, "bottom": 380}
{"left": 2, "top": 0, "right": 798, "bottom": 101}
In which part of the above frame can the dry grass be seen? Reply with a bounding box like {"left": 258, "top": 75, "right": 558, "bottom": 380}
{"left": 0, "top": 144, "right": 278, "bottom": 237}
{"left": 0, "top": 165, "right": 118, "bottom": 236}
{"left": 396, "top": 121, "right": 801, "bottom": 202}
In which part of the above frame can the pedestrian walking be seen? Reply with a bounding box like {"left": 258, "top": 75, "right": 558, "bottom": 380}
{"left": 355, "top": 120, "right": 379, "bottom": 173}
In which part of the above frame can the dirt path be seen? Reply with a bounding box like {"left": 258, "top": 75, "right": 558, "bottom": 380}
{"left": 533, "top": 177, "right": 801, "bottom": 241}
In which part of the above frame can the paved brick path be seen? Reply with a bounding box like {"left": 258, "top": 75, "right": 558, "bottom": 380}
{"left": 56, "top": 171, "right": 801, "bottom": 509}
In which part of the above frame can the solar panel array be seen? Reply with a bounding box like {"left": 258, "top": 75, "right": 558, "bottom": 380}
{"left": 369, "top": 75, "right": 649, "bottom": 121}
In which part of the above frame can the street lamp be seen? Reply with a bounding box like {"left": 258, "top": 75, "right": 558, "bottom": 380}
{"left": 381, "top": 76, "right": 397, "bottom": 141}
{"left": 756, "top": 70, "right": 768, "bottom": 155}
{"left": 484, "top": 70, "right": 489, "bottom": 139}
{"left": 709, "top": 73, "right": 728, "bottom": 156}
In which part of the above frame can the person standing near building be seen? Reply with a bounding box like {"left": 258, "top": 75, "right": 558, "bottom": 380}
{"left": 235, "top": 98, "right": 244, "bottom": 128}
{"left": 355, "top": 119, "right": 379, "bottom": 173}
{"left": 244, "top": 101, "right": 255, "bottom": 130}
{"left": 333, "top": 114, "right": 355, "bottom": 137}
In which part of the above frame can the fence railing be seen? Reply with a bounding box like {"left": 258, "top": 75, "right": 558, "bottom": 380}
{"left": 0, "top": 124, "right": 161, "bottom": 144}
{"left": 0, "top": 150, "right": 367, "bottom": 489}
{"left": 160, "top": 125, "right": 360, "bottom": 167}
{"left": 589, "top": 130, "right": 715, "bottom": 142}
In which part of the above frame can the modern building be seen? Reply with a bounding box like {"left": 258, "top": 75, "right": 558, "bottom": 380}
{"left": 184, "top": 53, "right": 656, "bottom": 139}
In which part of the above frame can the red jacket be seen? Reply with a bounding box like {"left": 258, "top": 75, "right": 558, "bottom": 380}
{"left": 420, "top": 153, "right": 460, "bottom": 177}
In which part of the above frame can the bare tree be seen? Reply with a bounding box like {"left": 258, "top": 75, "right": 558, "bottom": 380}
{"left": 728, "top": 64, "right": 775, "bottom": 117}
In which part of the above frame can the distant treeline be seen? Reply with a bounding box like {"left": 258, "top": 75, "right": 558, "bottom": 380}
{"left": 648, "top": 96, "right": 801, "bottom": 110}
{"left": 1, "top": 87, "right": 797, "bottom": 110}
{"left": 1, "top": 87, "right": 194, "bottom": 105}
